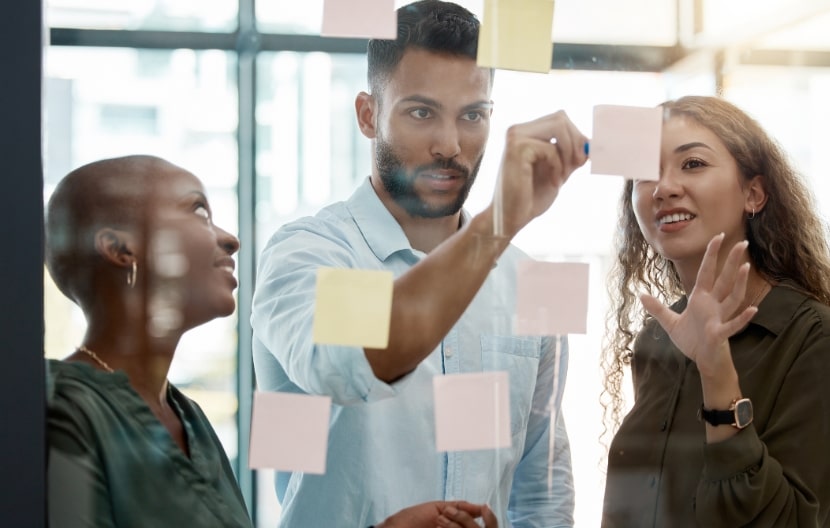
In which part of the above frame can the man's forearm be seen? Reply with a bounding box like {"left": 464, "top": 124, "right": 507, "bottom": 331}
{"left": 364, "top": 207, "right": 509, "bottom": 382}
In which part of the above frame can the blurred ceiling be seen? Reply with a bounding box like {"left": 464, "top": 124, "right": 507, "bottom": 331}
{"left": 48, "top": 0, "right": 830, "bottom": 72}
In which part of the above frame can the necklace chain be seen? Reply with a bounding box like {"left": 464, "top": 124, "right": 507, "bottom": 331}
{"left": 77, "top": 345, "right": 114, "bottom": 373}
{"left": 748, "top": 280, "right": 768, "bottom": 308}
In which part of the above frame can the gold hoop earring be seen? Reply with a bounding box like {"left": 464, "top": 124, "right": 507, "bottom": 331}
{"left": 127, "top": 261, "right": 137, "bottom": 289}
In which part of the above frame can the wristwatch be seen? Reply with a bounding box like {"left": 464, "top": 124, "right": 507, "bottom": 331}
{"left": 698, "top": 398, "right": 753, "bottom": 429}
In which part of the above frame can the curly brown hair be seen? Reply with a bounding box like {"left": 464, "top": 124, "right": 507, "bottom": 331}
{"left": 600, "top": 95, "right": 830, "bottom": 448}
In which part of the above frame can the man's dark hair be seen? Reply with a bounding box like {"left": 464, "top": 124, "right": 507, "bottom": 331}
{"left": 367, "top": 0, "right": 492, "bottom": 94}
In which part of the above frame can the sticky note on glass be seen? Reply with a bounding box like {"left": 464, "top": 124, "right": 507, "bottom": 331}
{"left": 321, "top": 0, "right": 397, "bottom": 39}
{"left": 515, "top": 260, "right": 589, "bottom": 335}
{"left": 312, "top": 267, "right": 394, "bottom": 348}
{"left": 434, "top": 371, "right": 511, "bottom": 452}
{"left": 590, "top": 104, "right": 662, "bottom": 181}
{"left": 477, "top": 0, "right": 555, "bottom": 74}
{"left": 249, "top": 391, "right": 331, "bottom": 473}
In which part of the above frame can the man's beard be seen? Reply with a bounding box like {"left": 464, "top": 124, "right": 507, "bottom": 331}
{"left": 375, "top": 138, "right": 481, "bottom": 218}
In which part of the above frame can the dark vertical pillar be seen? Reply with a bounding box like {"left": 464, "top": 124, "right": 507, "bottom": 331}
{"left": 0, "top": 0, "right": 46, "bottom": 526}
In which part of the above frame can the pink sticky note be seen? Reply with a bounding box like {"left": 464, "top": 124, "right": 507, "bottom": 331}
{"left": 321, "top": 0, "right": 397, "bottom": 39}
{"left": 590, "top": 104, "right": 662, "bottom": 181}
{"left": 249, "top": 391, "right": 331, "bottom": 473}
{"left": 433, "top": 372, "right": 511, "bottom": 452}
{"left": 515, "top": 260, "right": 589, "bottom": 335}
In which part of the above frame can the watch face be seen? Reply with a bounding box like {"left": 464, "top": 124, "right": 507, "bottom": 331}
{"left": 735, "top": 399, "right": 754, "bottom": 428}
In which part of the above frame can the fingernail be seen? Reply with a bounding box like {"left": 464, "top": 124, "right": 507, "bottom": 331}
{"left": 445, "top": 506, "right": 458, "bottom": 515}
{"left": 583, "top": 142, "right": 590, "bottom": 155}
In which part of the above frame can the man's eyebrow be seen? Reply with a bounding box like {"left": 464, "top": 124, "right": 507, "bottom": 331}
{"left": 400, "top": 95, "right": 442, "bottom": 109}
{"left": 462, "top": 101, "right": 493, "bottom": 112}
{"left": 399, "top": 95, "right": 493, "bottom": 113}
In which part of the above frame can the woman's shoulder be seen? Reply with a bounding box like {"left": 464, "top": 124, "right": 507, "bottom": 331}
{"left": 798, "top": 297, "right": 830, "bottom": 339}
{"left": 48, "top": 360, "right": 99, "bottom": 401}
{"left": 46, "top": 360, "right": 140, "bottom": 438}
{"left": 771, "top": 283, "right": 830, "bottom": 339}
{"left": 47, "top": 360, "right": 125, "bottom": 402}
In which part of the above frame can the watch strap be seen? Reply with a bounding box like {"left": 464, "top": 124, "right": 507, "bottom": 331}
{"left": 699, "top": 406, "right": 735, "bottom": 426}
{"left": 698, "top": 398, "right": 753, "bottom": 429}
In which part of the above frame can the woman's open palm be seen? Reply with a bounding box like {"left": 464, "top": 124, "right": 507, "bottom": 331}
{"left": 639, "top": 233, "right": 757, "bottom": 368}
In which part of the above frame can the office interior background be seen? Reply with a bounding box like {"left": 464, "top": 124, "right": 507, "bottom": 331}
{"left": 5, "top": 0, "right": 830, "bottom": 525}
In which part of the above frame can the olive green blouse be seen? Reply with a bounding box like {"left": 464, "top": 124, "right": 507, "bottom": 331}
{"left": 47, "top": 360, "right": 252, "bottom": 528}
{"left": 603, "top": 283, "right": 830, "bottom": 527}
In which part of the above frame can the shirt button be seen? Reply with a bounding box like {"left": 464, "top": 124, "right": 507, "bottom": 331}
{"left": 660, "top": 420, "right": 667, "bottom": 431}
{"left": 444, "top": 347, "right": 453, "bottom": 358}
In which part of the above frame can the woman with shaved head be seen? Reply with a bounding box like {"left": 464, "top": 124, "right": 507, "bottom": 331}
{"left": 45, "top": 155, "right": 251, "bottom": 527}
{"left": 44, "top": 155, "right": 497, "bottom": 528}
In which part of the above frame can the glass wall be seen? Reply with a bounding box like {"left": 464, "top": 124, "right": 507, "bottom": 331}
{"left": 47, "top": 0, "right": 237, "bottom": 31}
{"left": 43, "top": 46, "right": 241, "bottom": 460}
{"left": 43, "top": 0, "right": 830, "bottom": 525}
{"left": 255, "top": 51, "right": 370, "bottom": 250}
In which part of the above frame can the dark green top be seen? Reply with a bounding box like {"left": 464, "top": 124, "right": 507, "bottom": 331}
{"left": 47, "top": 360, "right": 252, "bottom": 528}
{"left": 603, "top": 283, "right": 830, "bottom": 527}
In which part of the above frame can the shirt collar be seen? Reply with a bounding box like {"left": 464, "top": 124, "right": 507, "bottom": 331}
{"left": 346, "top": 178, "right": 413, "bottom": 262}
{"left": 751, "top": 281, "right": 810, "bottom": 335}
{"left": 345, "top": 177, "right": 470, "bottom": 262}
{"left": 674, "top": 280, "right": 809, "bottom": 337}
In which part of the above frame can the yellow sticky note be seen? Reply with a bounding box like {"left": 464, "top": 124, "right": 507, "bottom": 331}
{"left": 477, "top": 0, "right": 555, "bottom": 74}
{"left": 312, "top": 267, "right": 394, "bottom": 348}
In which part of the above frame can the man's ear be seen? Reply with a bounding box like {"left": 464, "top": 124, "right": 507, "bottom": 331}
{"left": 94, "top": 228, "right": 135, "bottom": 268}
{"left": 355, "top": 91, "right": 378, "bottom": 139}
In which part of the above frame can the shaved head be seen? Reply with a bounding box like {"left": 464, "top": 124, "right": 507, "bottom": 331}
{"left": 45, "top": 155, "right": 182, "bottom": 308}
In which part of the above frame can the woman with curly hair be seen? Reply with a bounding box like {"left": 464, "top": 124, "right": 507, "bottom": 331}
{"left": 600, "top": 95, "right": 830, "bottom": 527}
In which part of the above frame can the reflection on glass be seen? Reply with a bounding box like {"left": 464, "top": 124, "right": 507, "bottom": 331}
{"left": 724, "top": 65, "right": 830, "bottom": 216}
{"left": 254, "top": 57, "right": 670, "bottom": 526}
{"left": 44, "top": 3, "right": 830, "bottom": 526}
{"left": 46, "top": 0, "right": 237, "bottom": 32}
{"left": 255, "top": 51, "right": 370, "bottom": 255}
{"left": 256, "top": 469, "right": 281, "bottom": 527}
{"left": 701, "top": 0, "right": 830, "bottom": 50}
{"left": 755, "top": 11, "right": 830, "bottom": 50}
{"left": 43, "top": 45, "right": 241, "bottom": 462}
{"left": 256, "top": 0, "right": 676, "bottom": 44}
{"left": 551, "top": 0, "right": 676, "bottom": 45}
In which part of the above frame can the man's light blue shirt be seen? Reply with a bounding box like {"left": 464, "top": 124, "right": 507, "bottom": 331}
{"left": 251, "top": 178, "right": 574, "bottom": 527}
